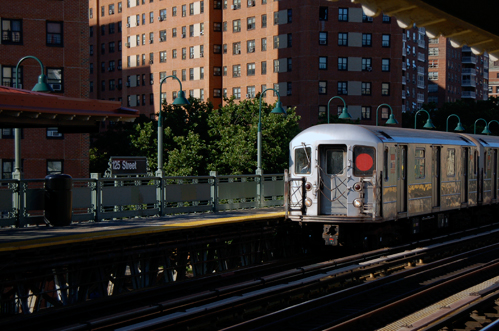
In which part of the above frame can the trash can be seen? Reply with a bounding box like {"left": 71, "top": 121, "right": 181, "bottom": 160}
{"left": 45, "top": 174, "right": 73, "bottom": 226}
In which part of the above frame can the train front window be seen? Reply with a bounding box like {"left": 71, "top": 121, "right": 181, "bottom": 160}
{"left": 295, "top": 147, "right": 311, "bottom": 174}
{"left": 353, "top": 146, "right": 375, "bottom": 177}
{"left": 326, "top": 150, "right": 344, "bottom": 175}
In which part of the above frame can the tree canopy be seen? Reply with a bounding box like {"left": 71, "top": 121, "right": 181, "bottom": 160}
{"left": 89, "top": 97, "right": 301, "bottom": 176}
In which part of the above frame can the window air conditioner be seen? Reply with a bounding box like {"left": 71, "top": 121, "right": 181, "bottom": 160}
{"left": 231, "top": 5, "right": 235, "bottom": 9}
{"left": 182, "top": 34, "right": 186, "bottom": 38}
{"left": 366, "top": 66, "right": 372, "bottom": 71}
{"left": 125, "top": 42, "right": 130, "bottom": 47}
{"left": 150, "top": 39, "right": 153, "bottom": 43}
{"left": 126, "top": 82, "right": 130, "bottom": 87}
{"left": 126, "top": 24, "right": 130, "bottom": 28}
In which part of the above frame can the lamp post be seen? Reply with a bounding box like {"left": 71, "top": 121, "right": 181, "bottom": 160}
{"left": 257, "top": 88, "right": 286, "bottom": 175}
{"left": 13, "top": 56, "right": 54, "bottom": 178}
{"left": 446, "top": 114, "right": 465, "bottom": 132}
{"left": 156, "top": 75, "right": 190, "bottom": 177}
{"left": 327, "top": 96, "right": 351, "bottom": 123}
{"left": 375, "top": 103, "right": 398, "bottom": 126}
{"left": 474, "top": 118, "right": 491, "bottom": 135}
{"left": 488, "top": 120, "right": 499, "bottom": 135}
{"left": 414, "top": 109, "right": 435, "bottom": 129}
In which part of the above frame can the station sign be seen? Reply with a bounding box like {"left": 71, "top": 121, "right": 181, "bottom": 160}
{"left": 110, "top": 156, "right": 148, "bottom": 175}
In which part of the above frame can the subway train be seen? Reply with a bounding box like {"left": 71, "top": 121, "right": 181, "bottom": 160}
{"left": 284, "top": 124, "right": 499, "bottom": 247}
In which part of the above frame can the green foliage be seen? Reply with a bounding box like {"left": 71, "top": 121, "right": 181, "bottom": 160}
{"left": 403, "top": 98, "right": 499, "bottom": 134}
{"left": 90, "top": 97, "right": 301, "bottom": 176}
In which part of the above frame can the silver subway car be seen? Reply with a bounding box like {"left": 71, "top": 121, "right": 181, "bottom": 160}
{"left": 285, "top": 124, "right": 499, "bottom": 246}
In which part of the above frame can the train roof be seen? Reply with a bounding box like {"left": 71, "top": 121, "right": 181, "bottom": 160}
{"left": 291, "top": 124, "right": 476, "bottom": 147}
{"left": 462, "top": 133, "right": 499, "bottom": 148}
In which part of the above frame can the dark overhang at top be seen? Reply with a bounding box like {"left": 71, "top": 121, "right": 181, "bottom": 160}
{"left": 0, "top": 86, "right": 138, "bottom": 131}
{"left": 334, "top": 0, "right": 499, "bottom": 60}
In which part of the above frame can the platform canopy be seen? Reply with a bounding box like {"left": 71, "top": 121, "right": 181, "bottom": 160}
{"left": 0, "top": 86, "right": 138, "bottom": 131}
{"left": 336, "top": 0, "right": 499, "bottom": 61}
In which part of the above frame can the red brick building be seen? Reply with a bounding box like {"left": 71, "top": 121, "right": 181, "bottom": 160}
{"left": 89, "top": 0, "right": 429, "bottom": 128}
{"left": 0, "top": 0, "right": 90, "bottom": 179}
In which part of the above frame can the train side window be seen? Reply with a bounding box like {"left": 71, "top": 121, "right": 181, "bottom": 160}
{"left": 353, "top": 146, "right": 375, "bottom": 177}
{"left": 295, "top": 147, "right": 311, "bottom": 174}
{"left": 447, "top": 149, "right": 455, "bottom": 177}
{"left": 326, "top": 149, "right": 344, "bottom": 175}
{"left": 415, "top": 148, "right": 425, "bottom": 179}
{"left": 474, "top": 151, "right": 478, "bottom": 176}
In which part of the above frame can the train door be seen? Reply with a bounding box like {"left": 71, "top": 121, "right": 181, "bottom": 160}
{"left": 319, "top": 145, "right": 347, "bottom": 215}
{"left": 461, "top": 147, "right": 469, "bottom": 204}
{"left": 432, "top": 146, "right": 441, "bottom": 208}
{"left": 397, "top": 145, "right": 408, "bottom": 213}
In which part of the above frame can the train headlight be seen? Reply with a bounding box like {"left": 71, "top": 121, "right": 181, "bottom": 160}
{"left": 353, "top": 182, "right": 362, "bottom": 192}
{"left": 305, "top": 182, "right": 312, "bottom": 191}
{"left": 353, "top": 198, "right": 363, "bottom": 208}
{"left": 305, "top": 198, "right": 313, "bottom": 207}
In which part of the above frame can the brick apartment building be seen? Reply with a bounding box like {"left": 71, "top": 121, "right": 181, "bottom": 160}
{"left": 90, "top": 0, "right": 430, "bottom": 128}
{"left": 0, "top": 0, "right": 91, "bottom": 179}
{"left": 487, "top": 59, "right": 499, "bottom": 98}
{"left": 427, "top": 36, "right": 489, "bottom": 109}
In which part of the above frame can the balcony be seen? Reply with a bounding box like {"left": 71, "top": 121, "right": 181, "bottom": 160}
{"left": 484, "top": 61, "right": 489, "bottom": 70}
{"left": 417, "top": 66, "right": 425, "bottom": 74}
{"left": 462, "top": 91, "right": 476, "bottom": 98}
{"left": 417, "top": 52, "right": 425, "bottom": 62}
{"left": 418, "top": 39, "right": 425, "bottom": 48}
{"left": 402, "top": 76, "right": 406, "bottom": 85}
{"left": 462, "top": 56, "right": 476, "bottom": 64}
{"left": 462, "top": 68, "right": 476, "bottom": 75}
{"left": 462, "top": 79, "right": 475, "bottom": 87}
{"left": 484, "top": 71, "right": 489, "bottom": 79}
{"left": 417, "top": 81, "right": 425, "bottom": 89}
{"left": 417, "top": 93, "right": 425, "bottom": 103}
{"left": 402, "top": 90, "right": 406, "bottom": 99}
{"left": 402, "top": 34, "right": 406, "bottom": 42}
{"left": 402, "top": 47, "right": 406, "bottom": 56}
{"left": 402, "top": 62, "right": 406, "bottom": 71}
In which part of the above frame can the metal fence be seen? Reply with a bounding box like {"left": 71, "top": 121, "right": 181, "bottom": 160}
{"left": 0, "top": 172, "right": 284, "bottom": 227}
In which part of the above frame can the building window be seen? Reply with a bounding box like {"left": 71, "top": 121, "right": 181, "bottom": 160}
{"left": 247, "top": 17, "right": 255, "bottom": 30}
{"left": 247, "top": 86, "right": 255, "bottom": 98}
{"left": 2, "top": 160, "right": 14, "bottom": 179}
{"left": 160, "top": 51, "right": 166, "bottom": 62}
{"left": 247, "top": 39, "right": 255, "bottom": 53}
{"left": 381, "top": 58, "right": 390, "bottom": 71}
{"left": 319, "top": 32, "right": 328, "bottom": 45}
{"left": 214, "top": 88, "right": 221, "bottom": 97}
{"left": 362, "top": 58, "right": 372, "bottom": 71}
{"left": 233, "top": 64, "right": 241, "bottom": 77}
{"left": 223, "top": 66, "right": 227, "bottom": 76}
{"left": 181, "top": 69, "right": 186, "bottom": 81}
{"left": 319, "top": 7, "right": 328, "bottom": 21}
{"left": 429, "top": 47, "right": 439, "bottom": 56}
{"left": 247, "top": 63, "right": 255, "bottom": 76}
{"left": 361, "top": 106, "right": 371, "bottom": 120}
{"left": 319, "top": 81, "right": 327, "bottom": 94}
{"left": 338, "top": 57, "right": 347, "bottom": 71}
{"left": 362, "top": 33, "right": 372, "bottom": 46}
{"left": 361, "top": 82, "right": 371, "bottom": 95}
{"left": 362, "top": 13, "right": 373, "bottom": 22}
{"left": 2, "top": 18, "right": 22, "bottom": 44}
{"left": 382, "top": 34, "right": 390, "bottom": 47}
{"left": 273, "top": 59, "right": 280, "bottom": 73}
{"left": 262, "top": 14, "right": 267, "bottom": 28}
{"left": 319, "top": 56, "right": 327, "bottom": 70}
{"left": 382, "top": 14, "right": 391, "bottom": 23}
{"left": 47, "top": 21, "right": 63, "bottom": 46}
{"left": 47, "top": 68, "right": 63, "bottom": 92}
{"left": 46, "top": 127, "right": 63, "bottom": 139}
{"left": 233, "top": 19, "right": 241, "bottom": 32}
{"left": 172, "top": 49, "right": 177, "bottom": 58}
{"left": 261, "top": 38, "right": 267, "bottom": 51}
{"left": 381, "top": 82, "right": 390, "bottom": 95}
{"left": 190, "top": 46, "right": 194, "bottom": 58}
{"left": 182, "top": 4, "right": 187, "bottom": 16}
{"left": 338, "top": 32, "right": 347, "bottom": 46}
{"left": 182, "top": 47, "right": 186, "bottom": 59}
{"left": 47, "top": 160, "right": 63, "bottom": 175}
{"left": 213, "top": 67, "right": 221, "bottom": 76}
{"left": 214, "top": 44, "right": 221, "bottom": 53}
{"left": 233, "top": 42, "right": 241, "bottom": 54}
{"left": 233, "top": 87, "right": 241, "bottom": 99}
{"left": 428, "top": 72, "right": 439, "bottom": 80}
{"left": 214, "top": 1, "right": 221, "bottom": 9}
{"left": 261, "top": 61, "right": 267, "bottom": 74}
{"left": 338, "top": 81, "right": 347, "bottom": 95}
{"left": 338, "top": 8, "right": 348, "bottom": 21}
{"left": 1, "top": 66, "right": 22, "bottom": 87}
{"left": 189, "top": 68, "right": 194, "bottom": 80}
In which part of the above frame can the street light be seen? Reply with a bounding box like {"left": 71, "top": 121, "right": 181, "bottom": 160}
{"left": 446, "top": 114, "right": 465, "bottom": 132}
{"left": 156, "top": 75, "right": 190, "bottom": 177}
{"left": 13, "top": 56, "right": 54, "bottom": 178}
{"left": 327, "top": 96, "right": 351, "bottom": 123}
{"left": 488, "top": 120, "right": 499, "bottom": 135}
{"left": 414, "top": 109, "right": 435, "bottom": 129}
{"left": 375, "top": 104, "right": 398, "bottom": 126}
{"left": 474, "top": 118, "right": 491, "bottom": 135}
{"left": 257, "top": 88, "right": 286, "bottom": 174}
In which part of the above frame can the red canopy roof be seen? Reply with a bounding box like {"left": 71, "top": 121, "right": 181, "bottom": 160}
{"left": 0, "top": 86, "right": 138, "bottom": 130}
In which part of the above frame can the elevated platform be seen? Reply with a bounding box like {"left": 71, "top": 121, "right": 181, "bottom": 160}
{"left": 0, "top": 208, "right": 285, "bottom": 252}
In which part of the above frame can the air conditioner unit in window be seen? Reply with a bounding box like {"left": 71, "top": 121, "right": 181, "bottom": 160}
{"left": 51, "top": 83, "right": 62, "bottom": 91}
{"left": 136, "top": 21, "right": 140, "bottom": 25}
{"left": 319, "top": 40, "right": 326, "bottom": 45}
{"left": 150, "top": 39, "right": 153, "bottom": 43}
{"left": 182, "top": 34, "right": 186, "bottom": 38}
{"left": 366, "top": 66, "right": 372, "bottom": 71}
{"left": 125, "top": 42, "right": 130, "bottom": 47}
{"left": 108, "top": 67, "right": 112, "bottom": 71}
{"left": 149, "top": 60, "right": 153, "bottom": 64}
{"left": 200, "top": 31, "right": 204, "bottom": 35}
{"left": 200, "top": 52, "right": 204, "bottom": 57}
{"left": 246, "top": 94, "right": 249, "bottom": 98}
{"left": 158, "top": 17, "right": 163, "bottom": 21}
{"left": 236, "top": 49, "right": 240, "bottom": 54}
{"left": 150, "top": 80, "right": 154, "bottom": 85}
{"left": 126, "top": 82, "right": 130, "bottom": 87}
{"left": 160, "top": 37, "right": 166, "bottom": 41}
{"left": 126, "top": 24, "right": 130, "bottom": 28}
{"left": 231, "top": 5, "right": 236, "bottom": 9}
